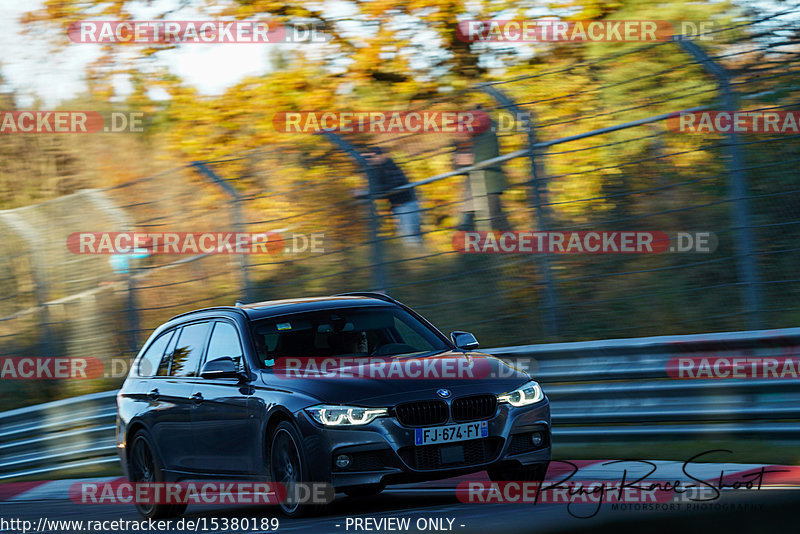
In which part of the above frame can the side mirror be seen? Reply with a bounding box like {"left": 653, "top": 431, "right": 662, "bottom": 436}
{"left": 200, "top": 357, "right": 241, "bottom": 379}
{"left": 450, "top": 331, "right": 479, "bottom": 351}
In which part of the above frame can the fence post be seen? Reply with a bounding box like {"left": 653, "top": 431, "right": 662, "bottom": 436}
{"left": 480, "top": 85, "right": 561, "bottom": 338}
{"left": 0, "top": 213, "right": 54, "bottom": 357}
{"left": 319, "top": 131, "right": 388, "bottom": 293}
{"left": 678, "top": 39, "right": 762, "bottom": 329}
{"left": 125, "top": 268, "right": 140, "bottom": 356}
{"left": 191, "top": 162, "right": 252, "bottom": 303}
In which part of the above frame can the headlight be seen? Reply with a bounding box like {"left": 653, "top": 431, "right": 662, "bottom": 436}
{"left": 305, "top": 405, "right": 388, "bottom": 426}
{"left": 497, "top": 380, "right": 544, "bottom": 407}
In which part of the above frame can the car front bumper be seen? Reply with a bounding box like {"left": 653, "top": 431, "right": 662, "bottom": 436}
{"left": 296, "top": 398, "right": 551, "bottom": 489}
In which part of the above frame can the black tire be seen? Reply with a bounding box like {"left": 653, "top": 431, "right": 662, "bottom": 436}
{"left": 342, "top": 483, "right": 385, "bottom": 498}
{"left": 128, "top": 430, "right": 187, "bottom": 519}
{"left": 488, "top": 461, "right": 549, "bottom": 482}
{"left": 269, "top": 421, "right": 328, "bottom": 518}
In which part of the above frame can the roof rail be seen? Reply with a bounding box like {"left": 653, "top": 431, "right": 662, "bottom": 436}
{"left": 167, "top": 305, "right": 248, "bottom": 323}
{"left": 334, "top": 292, "right": 400, "bottom": 304}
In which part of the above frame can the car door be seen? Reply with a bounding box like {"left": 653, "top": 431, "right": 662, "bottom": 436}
{"left": 122, "top": 328, "right": 178, "bottom": 465}
{"left": 146, "top": 321, "right": 210, "bottom": 473}
{"left": 190, "top": 319, "right": 259, "bottom": 474}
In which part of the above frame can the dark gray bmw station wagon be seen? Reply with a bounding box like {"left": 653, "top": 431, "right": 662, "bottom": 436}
{"left": 117, "top": 293, "right": 551, "bottom": 518}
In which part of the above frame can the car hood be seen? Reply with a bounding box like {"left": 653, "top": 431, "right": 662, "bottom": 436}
{"left": 259, "top": 350, "right": 532, "bottom": 405}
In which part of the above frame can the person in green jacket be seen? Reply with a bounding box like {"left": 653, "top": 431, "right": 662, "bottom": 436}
{"left": 454, "top": 111, "right": 512, "bottom": 232}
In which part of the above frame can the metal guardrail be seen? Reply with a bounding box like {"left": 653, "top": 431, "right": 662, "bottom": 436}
{"left": 0, "top": 391, "right": 119, "bottom": 481}
{"left": 2, "top": 327, "right": 799, "bottom": 481}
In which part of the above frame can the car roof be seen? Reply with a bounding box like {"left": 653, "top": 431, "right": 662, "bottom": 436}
{"left": 239, "top": 296, "right": 392, "bottom": 319}
{"left": 167, "top": 295, "right": 394, "bottom": 324}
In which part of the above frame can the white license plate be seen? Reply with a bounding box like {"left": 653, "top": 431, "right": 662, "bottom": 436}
{"left": 414, "top": 421, "right": 488, "bottom": 445}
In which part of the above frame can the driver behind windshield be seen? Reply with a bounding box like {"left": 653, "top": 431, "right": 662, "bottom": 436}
{"left": 251, "top": 306, "right": 449, "bottom": 369}
{"left": 326, "top": 330, "right": 368, "bottom": 356}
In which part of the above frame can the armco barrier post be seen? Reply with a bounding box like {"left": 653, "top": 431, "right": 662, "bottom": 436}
{"left": 677, "top": 39, "right": 762, "bottom": 329}
{"left": 126, "top": 267, "right": 140, "bottom": 356}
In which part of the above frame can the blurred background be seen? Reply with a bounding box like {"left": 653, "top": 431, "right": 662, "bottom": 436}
{"left": 0, "top": 0, "right": 798, "bottom": 414}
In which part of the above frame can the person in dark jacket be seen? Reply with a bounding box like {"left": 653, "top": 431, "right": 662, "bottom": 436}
{"left": 362, "top": 146, "right": 423, "bottom": 246}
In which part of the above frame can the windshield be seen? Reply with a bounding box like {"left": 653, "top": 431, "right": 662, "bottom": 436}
{"left": 250, "top": 305, "right": 448, "bottom": 368}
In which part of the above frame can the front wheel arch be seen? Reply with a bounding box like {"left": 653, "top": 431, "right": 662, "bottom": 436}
{"left": 268, "top": 420, "right": 328, "bottom": 517}
{"left": 263, "top": 409, "right": 295, "bottom": 472}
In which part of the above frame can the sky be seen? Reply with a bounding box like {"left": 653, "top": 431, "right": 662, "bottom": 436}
{"left": 0, "top": 0, "right": 279, "bottom": 106}
{"left": 0, "top": 0, "right": 796, "bottom": 107}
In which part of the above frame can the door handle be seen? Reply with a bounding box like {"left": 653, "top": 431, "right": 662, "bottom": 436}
{"left": 191, "top": 392, "right": 204, "bottom": 403}
{"left": 148, "top": 388, "right": 159, "bottom": 400}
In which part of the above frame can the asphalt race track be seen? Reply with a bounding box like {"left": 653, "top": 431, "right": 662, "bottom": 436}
{"left": 2, "top": 461, "right": 799, "bottom": 534}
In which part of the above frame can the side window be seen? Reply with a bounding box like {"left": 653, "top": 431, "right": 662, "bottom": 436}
{"left": 138, "top": 331, "right": 173, "bottom": 377}
{"left": 157, "top": 328, "right": 180, "bottom": 376}
{"left": 206, "top": 322, "right": 245, "bottom": 372}
{"left": 170, "top": 322, "right": 210, "bottom": 377}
